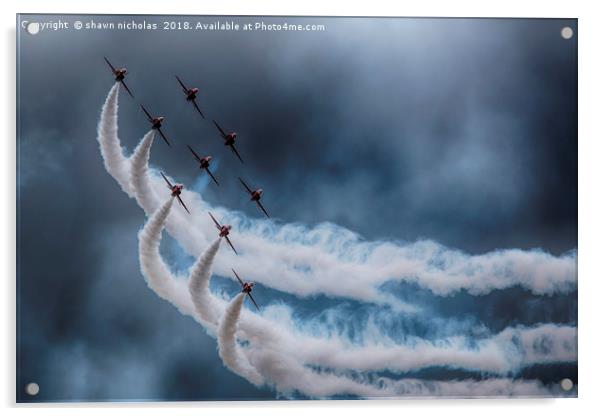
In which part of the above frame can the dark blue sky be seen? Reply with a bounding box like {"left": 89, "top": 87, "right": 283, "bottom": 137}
{"left": 17, "top": 15, "right": 577, "bottom": 401}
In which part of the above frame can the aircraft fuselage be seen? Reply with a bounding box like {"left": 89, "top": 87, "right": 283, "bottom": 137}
{"left": 171, "top": 184, "right": 183, "bottom": 196}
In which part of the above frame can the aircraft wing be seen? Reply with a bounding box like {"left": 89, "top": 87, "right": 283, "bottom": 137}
{"left": 238, "top": 177, "right": 253, "bottom": 194}
{"left": 175, "top": 75, "right": 188, "bottom": 93}
{"left": 160, "top": 172, "right": 173, "bottom": 189}
{"left": 140, "top": 105, "right": 153, "bottom": 122}
{"left": 232, "top": 269, "right": 244, "bottom": 286}
{"left": 192, "top": 100, "right": 205, "bottom": 119}
{"left": 206, "top": 168, "right": 220, "bottom": 186}
{"left": 104, "top": 56, "right": 116, "bottom": 72}
{"left": 157, "top": 128, "right": 171, "bottom": 147}
{"left": 187, "top": 145, "right": 203, "bottom": 164}
{"left": 247, "top": 293, "right": 260, "bottom": 311}
{"left": 256, "top": 200, "right": 270, "bottom": 218}
{"left": 208, "top": 212, "right": 221, "bottom": 229}
{"left": 120, "top": 80, "right": 134, "bottom": 98}
{"left": 225, "top": 236, "right": 238, "bottom": 255}
{"left": 230, "top": 144, "right": 244, "bottom": 164}
{"left": 213, "top": 120, "right": 227, "bottom": 138}
{"left": 177, "top": 195, "right": 190, "bottom": 214}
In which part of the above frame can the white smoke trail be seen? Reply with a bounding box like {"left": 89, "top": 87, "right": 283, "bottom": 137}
{"left": 218, "top": 293, "right": 265, "bottom": 386}
{"left": 137, "top": 189, "right": 572, "bottom": 394}
{"left": 100, "top": 85, "right": 575, "bottom": 397}
{"left": 248, "top": 348, "right": 564, "bottom": 398}
{"left": 378, "top": 377, "right": 570, "bottom": 398}
{"left": 138, "top": 197, "right": 200, "bottom": 321}
{"left": 249, "top": 348, "right": 394, "bottom": 398}
{"left": 188, "top": 238, "right": 223, "bottom": 327}
{"left": 300, "top": 323, "right": 576, "bottom": 375}
{"left": 97, "top": 84, "right": 576, "bottom": 303}
{"left": 130, "top": 130, "right": 161, "bottom": 215}
{"left": 496, "top": 324, "right": 577, "bottom": 366}
{"left": 128, "top": 142, "right": 576, "bottom": 378}
{"left": 96, "top": 83, "right": 132, "bottom": 196}
{"left": 132, "top": 172, "right": 577, "bottom": 304}
{"left": 138, "top": 178, "right": 576, "bottom": 396}
{"left": 128, "top": 137, "right": 576, "bottom": 375}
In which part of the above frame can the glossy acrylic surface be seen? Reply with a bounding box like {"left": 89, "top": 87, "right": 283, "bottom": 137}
{"left": 16, "top": 14, "right": 577, "bottom": 402}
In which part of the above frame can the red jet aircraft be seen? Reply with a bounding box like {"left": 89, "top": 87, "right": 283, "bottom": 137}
{"left": 175, "top": 75, "right": 205, "bottom": 119}
{"left": 232, "top": 269, "right": 259, "bottom": 310}
{"left": 160, "top": 172, "right": 190, "bottom": 214}
{"left": 213, "top": 120, "right": 243, "bottom": 164}
{"left": 208, "top": 212, "right": 238, "bottom": 254}
{"left": 187, "top": 145, "right": 219, "bottom": 186}
{"left": 141, "top": 105, "right": 171, "bottom": 147}
{"left": 104, "top": 57, "right": 134, "bottom": 97}
{"left": 239, "top": 178, "right": 269, "bottom": 218}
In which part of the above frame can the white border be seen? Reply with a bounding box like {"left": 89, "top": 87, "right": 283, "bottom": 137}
{"left": 3, "top": 1, "right": 601, "bottom": 415}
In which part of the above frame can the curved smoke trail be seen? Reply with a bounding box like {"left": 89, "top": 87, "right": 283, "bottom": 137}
{"left": 377, "top": 377, "right": 560, "bottom": 398}
{"left": 138, "top": 197, "right": 200, "bottom": 321}
{"left": 99, "top": 85, "right": 576, "bottom": 397}
{"left": 96, "top": 83, "right": 132, "bottom": 196}
{"left": 218, "top": 293, "right": 265, "bottom": 386}
{"left": 188, "top": 238, "right": 223, "bottom": 327}
{"left": 137, "top": 173, "right": 575, "bottom": 396}
{"left": 130, "top": 130, "right": 160, "bottom": 215}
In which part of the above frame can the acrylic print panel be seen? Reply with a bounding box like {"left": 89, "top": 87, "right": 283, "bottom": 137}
{"left": 16, "top": 14, "right": 577, "bottom": 402}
